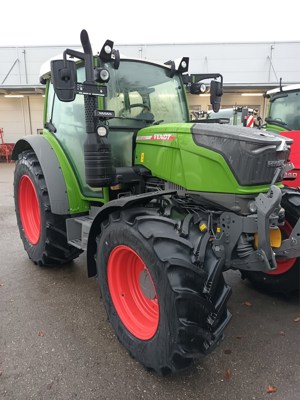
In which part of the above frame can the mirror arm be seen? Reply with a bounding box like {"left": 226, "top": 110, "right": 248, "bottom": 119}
{"left": 63, "top": 49, "right": 85, "bottom": 62}
{"left": 190, "top": 73, "right": 223, "bottom": 85}
{"left": 62, "top": 49, "right": 94, "bottom": 82}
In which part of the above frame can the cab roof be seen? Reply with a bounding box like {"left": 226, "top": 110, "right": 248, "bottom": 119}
{"left": 39, "top": 54, "right": 174, "bottom": 82}
{"left": 267, "top": 84, "right": 300, "bottom": 96}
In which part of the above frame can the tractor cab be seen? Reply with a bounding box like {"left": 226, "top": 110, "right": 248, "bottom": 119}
{"left": 41, "top": 57, "right": 189, "bottom": 197}
{"left": 40, "top": 32, "right": 223, "bottom": 199}
{"left": 266, "top": 84, "right": 300, "bottom": 132}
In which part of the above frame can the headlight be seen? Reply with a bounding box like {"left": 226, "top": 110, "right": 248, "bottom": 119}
{"left": 99, "top": 68, "right": 110, "bottom": 82}
{"left": 94, "top": 68, "right": 110, "bottom": 83}
{"left": 97, "top": 125, "right": 108, "bottom": 137}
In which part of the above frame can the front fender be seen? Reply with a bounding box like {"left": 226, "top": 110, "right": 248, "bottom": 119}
{"left": 86, "top": 190, "right": 176, "bottom": 277}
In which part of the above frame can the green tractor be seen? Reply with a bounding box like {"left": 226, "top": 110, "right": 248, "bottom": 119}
{"left": 13, "top": 30, "right": 300, "bottom": 375}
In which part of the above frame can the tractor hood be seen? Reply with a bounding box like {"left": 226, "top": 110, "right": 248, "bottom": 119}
{"left": 191, "top": 124, "right": 293, "bottom": 186}
{"left": 136, "top": 123, "right": 292, "bottom": 193}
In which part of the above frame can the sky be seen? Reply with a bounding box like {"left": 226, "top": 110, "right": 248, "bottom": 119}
{"left": 1, "top": 0, "right": 300, "bottom": 46}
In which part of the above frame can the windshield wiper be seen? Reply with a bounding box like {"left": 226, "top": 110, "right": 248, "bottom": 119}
{"left": 114, "top": 116, "right": 144, "bottom": 121}
{"left": 265, "top": 117, "right": 289, "bottom": 129}
{"left": 152, "top": 120, "right": 164, "bottom": 125}
{"left": 113, "top": 116, "right": 154, "bottom": 124}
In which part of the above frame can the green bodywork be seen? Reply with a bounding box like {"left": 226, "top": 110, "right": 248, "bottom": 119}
{"left": 44, "top": 118, "right": 273, "bottom": 212}
{"left": 42, "top": 130, "right": 108, "bottom": 214}
{"left": 135, "top": 124, "right": 273, "bottom": 195}
{"left": 39, "top": 58, "right": 281, "bottom": 214}
{"left": 43, "top": 78, "right": 109, "bottom": 214}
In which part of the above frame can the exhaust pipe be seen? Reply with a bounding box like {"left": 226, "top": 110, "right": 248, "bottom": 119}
{"left": 80, "top": 30, "right": 116, "bottom": 187}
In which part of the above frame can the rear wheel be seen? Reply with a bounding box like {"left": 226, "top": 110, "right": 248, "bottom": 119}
{"left": 96, "top": 207, "right": 231, "bottom": 375}
{"left": 242, "top": 197, "right": 300, "bottom": 294}
{"left": 14, "top": 150, "right": 82, "bottom": 266}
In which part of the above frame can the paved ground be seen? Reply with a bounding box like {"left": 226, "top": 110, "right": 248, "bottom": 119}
{"left": 0, "top": 162, "right": 299, "bottom": 400}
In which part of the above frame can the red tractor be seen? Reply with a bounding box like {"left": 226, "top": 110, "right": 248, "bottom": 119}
{"left": 265, "top": 84, "right": 300, "bottom": 187}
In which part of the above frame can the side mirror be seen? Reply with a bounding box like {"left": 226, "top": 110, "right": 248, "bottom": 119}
{"left": 50, "top": 60, "right": 77, "bottom": 102}
{"left": 210, "top": 80, "right": 223, "bottom": 112}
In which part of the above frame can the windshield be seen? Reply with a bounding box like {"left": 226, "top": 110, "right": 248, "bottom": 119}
{"left": 105, "top": 60, "right": 189, "bottom": 128}
{"left": 268, "top": 91, "right": 300, "bottom": 130}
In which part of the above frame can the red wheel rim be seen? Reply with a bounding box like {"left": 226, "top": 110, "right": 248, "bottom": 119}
{"left": 269, "top": 220, "right": 297, "bottom": 275}
{"left": 107, "top": 245, "right": 159, "bottom": 340}
{"left": 18, "top": 175, "right": 41, "bottom": 245}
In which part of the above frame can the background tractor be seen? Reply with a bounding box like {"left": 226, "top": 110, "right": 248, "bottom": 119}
{"left": 207, "top": 106, "right": 258, "bottom": 127}
{"left": 241, "top": 83, "right": 300, "bottom": 295}
{"left": 265, "top": 84, "right": 300, "bottom": 187}
{"left": 12, "top": 30, "right": 300, "bottom": 375}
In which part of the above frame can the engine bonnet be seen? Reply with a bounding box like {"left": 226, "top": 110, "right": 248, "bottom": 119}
{"left": 192, "top": 124, "right": 292, "bottom": 186}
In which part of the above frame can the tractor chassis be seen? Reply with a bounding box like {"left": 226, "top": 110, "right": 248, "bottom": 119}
{"left": 65, "top": 185, "right": 300, "bottom": 275}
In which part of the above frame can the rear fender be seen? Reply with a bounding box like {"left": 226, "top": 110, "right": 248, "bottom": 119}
{"left": 12, "top": 136, "right": 69, "bottom": 215}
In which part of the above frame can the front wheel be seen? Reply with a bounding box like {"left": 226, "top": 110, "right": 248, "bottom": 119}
{"left": 242, "top": 196, "right": 300, "bottom": 294}
{"left": 96, "top": 208, "right": 231, "bottom": 375}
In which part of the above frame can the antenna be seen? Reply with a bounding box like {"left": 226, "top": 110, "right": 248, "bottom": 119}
{"left": 279, "top": 77, "right": 283, "bottom": 92}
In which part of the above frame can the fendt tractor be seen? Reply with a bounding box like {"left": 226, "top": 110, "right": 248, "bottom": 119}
{"left": 265, "top": 84, "right": 300, "bottom": 187}
{"left": 13, "top": 31, "right": 300, "bottom": 375}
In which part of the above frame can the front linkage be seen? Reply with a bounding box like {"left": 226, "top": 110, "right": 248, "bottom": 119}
{"left": 212, "top": 184, "right": 300, "bottom": 272}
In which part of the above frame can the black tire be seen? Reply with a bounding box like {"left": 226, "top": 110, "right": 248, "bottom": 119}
{"left": 242, "top": 196, "right": 300, "bottom": 294}
{"left": 96, "top": 207, "right": 231, "bottom": 375}
{"left": 14, "top": 150, "right": 82, "bottom": 266}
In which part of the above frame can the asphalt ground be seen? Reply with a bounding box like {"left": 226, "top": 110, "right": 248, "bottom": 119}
{"left": 0, "top": 162, "right": 299, "bottom": 400}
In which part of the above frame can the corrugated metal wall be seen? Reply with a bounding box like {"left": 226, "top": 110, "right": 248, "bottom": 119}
{"left": 1, "top": 41, "right": 299, "bottom": 86}
{"left": 0, "top": 41, "right": 299, "bottom": 143}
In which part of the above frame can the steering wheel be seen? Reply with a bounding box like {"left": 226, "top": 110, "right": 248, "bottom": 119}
{"left": 119, "top": 103, "right": 150, "bottom": 117}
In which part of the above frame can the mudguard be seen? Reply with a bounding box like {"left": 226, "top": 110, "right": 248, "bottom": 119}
{"left": 86, "top": 190, "right": 176, "bottom": 277}
{"left": 12, "top": 136, "right": 69, "bottom": 215}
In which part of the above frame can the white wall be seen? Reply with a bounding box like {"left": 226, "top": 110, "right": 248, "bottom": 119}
{"left": 0, "top": 95, "right": 44, "bottom": 143}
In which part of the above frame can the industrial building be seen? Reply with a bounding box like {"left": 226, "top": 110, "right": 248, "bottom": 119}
{"left": 1, "top": 40, "right": 300, "bottom": 144}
